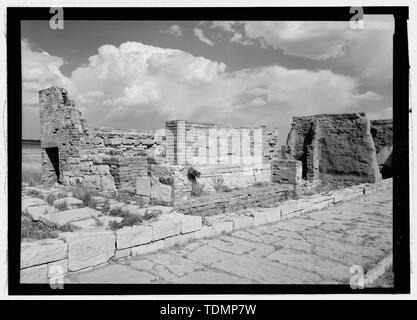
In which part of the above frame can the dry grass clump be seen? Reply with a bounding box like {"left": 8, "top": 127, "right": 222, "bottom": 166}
{"left": 22, "top": 168, "right": 42, "bottom": 186}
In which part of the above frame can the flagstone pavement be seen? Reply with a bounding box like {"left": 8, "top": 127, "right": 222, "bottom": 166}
{"left": 65, "top": 185, "right": 393, "bottom": 286}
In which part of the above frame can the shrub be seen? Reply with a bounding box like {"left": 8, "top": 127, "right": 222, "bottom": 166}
{"left": 144, "top": 208, "right": 162, "bottom": 221}
{"left": 116, "top": 192, "right": 131, "bottom": 203}
{"left": 109, "top": 206, "right": 123, "bottom": 217}
{"left": 108, "top": 213, "right": 144, "bottom": 231}
{"left": 26, "top": 189, "right": 44, "bottom": 198}
{"left": 21, "top": 215, "right": 58, "bottom": 241}
{"left": 191, "top": 182, "right": 205, "bottom": 197}
{"left": 101, "top": 199, "right": 110, "bottom": 214}
{"left": 58, "top": 222, "right": 81, "bottom": 232}
{"left": 22, "top": 168, "right": 42, "bottom": 186}
{"left": 55, "top": 200, "right": 68, "bottom": 211}
{"left": 72, "top": 186, "right": 94, "bottom": 207}
{"left": 21, "top": 214, "right": 80, "bottom": 241}
{"left": 46, "top": 192, "right": 67, "bottom": 206}
{"left": 280, "top": 189, "right": 299, "bottom": 201}
{"left": 212, "top": 176, "right": 224, "bottom": 192}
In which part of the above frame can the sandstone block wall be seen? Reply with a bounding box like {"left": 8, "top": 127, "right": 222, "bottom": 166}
{"left": 286, "top": 113, "right": 382, "bottom": 184}
{"left": 165, "top": 120, "right": 279, "bottom": 165}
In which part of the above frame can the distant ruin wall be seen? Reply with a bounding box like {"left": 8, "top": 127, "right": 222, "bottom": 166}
{"left": 165, "top": 120, "right": 279, "bottom": 165}
{"left": 39, "top": 87, "right": 159, "bottom": 194}
{"left": 38, "top": 87, "right": 279, "bottom": 201}
{"left": 286, "top": 113, "right": 382, "bottom": 184}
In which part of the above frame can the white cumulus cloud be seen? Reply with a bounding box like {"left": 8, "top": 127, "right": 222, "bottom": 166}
{"left": 22, "top": 39, "right": 386, "bottom": 141}
{"left": 193, "top": 28, "right": 214, "bottom": 47}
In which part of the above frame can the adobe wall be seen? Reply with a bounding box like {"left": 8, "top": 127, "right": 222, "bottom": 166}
{"left": 271, "top": 159, "right": 302, "bottom": 185}
{"left": 370, "top": 119, "right": 393, "bottom": 166}
{"left": 286, "top": 113, "right": 382, "bottom": 184}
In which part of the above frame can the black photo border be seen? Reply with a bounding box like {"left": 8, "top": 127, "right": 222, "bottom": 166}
{"left": 7, "top": 6, "right": 410, "bottom": 295}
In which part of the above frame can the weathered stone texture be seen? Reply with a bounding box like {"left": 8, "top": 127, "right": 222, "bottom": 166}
{"left": 116, "top": 225, "right": 153, "bottom": 249}
{"left": 175, "top": 183, "right": 294, "bottom": 216}
{"left": 20, "top": 264, "right": 49, "bottom": 283}
{"left": 370, "top": 119, "right": 393, "bottom": 178}
{"left": 39, "top": 87, "right": 160, "bottom": 194}
{"left": 271, "top": 159, "right": 302, "bottom": 185}
{"left": 62, "top": 231, "right": 116, "bottom": 271}
{"left": 21, "top": 239, "right": 68, "bottom": 269}
{"left": 40, "top": 207, "right": 100, "bottom": 226}
{"left": 286, "top": 113, "right": 382, "bottom": 183}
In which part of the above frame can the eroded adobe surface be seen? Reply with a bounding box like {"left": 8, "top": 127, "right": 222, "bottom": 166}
{"left": 370, "top": 119, "right": 393, "bottom": 178}
{"left": 285, "top": 113, "right": 384, "bottom": 184}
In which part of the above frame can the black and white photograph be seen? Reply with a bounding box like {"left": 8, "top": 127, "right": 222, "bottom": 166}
{"left": 1, "top": 1, "right": 413, "bottom": 300}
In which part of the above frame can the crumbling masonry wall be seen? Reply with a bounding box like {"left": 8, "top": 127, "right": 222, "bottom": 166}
{"left": 370, "top": 119, "right": 393, "bottom": 178}
{"left": 39, "top": 87, "right": 160, "bottom": 194}
{"left": 285, "top": 113, "right": 382, "bottom": 184}
{"left": 148, "top": 120, "right": 277, "bottom": 204}
{"left": 38, "top": 87, "right": 281, "bottom": 203}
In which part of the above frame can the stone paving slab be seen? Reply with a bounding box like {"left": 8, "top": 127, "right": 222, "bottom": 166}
{"left": 65, "top": 185, "right": 393, "bottom": 286}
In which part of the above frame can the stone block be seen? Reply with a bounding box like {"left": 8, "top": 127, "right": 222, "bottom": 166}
{"left": 21, "top": 239, "right": 68, "bottom": 269}
{"left": 47, "top": 259, "right": 68, "bottom": 278}
{"left": 26, "top": 205, "right": 57, "bottom": 219}
{"left": 131, "top": 240, "right": 164, "bottom": 256}
{"left": 190, "top": 225, "right": 213, "bottom": 240}
{"left": 115, "top": 248, "right": 131, "bottom": 260}
{"left": 41, "top": 207, "right": 100, "bottom": 226}
{"left": 164, "top": 234, "right": 193, "bottom": 249}
{"left": 211, "top": 221, "right": 234, "bottom": 235}
{"left": 20, "top": 264, "right": 48, "bottom": 283}
{"left": 279, "top": 200, "right": 306, "bottom": 218}
{"left": 22, "top": 198, "right": 47, "bottom": 212}
{"left": 166, "top": 212, "right": 202, "bottom": 234}
{"left": 116, "top": 225, "right": 153, "bottom": 249}
{"left": 136, "top": 177, "right": 151, "bottom": 196}
{"left": 253, "top": 212, "right": 270, "bottom": 226}
{"left": 63, "top": 231, "right": 116, "bottom": 272}
{"left": 150, "top": 182, "right": 173, "bottom": 205}
{"left": 146, "top": 205, "right": 173, "bottom": 215}
{"left": 151, "top": 217, "right": 182, "bottom": 241}
{"left": 229, "top": 215, "right": 254, "bottom": 230}
{"left": 53, "top": 197, "right": 84, "bottom": 209}
{"left": 71, "top": 218, "right": 97, "bottom": 229}
{"left": 332, "top": 188, "right": 362, "bottom": 203}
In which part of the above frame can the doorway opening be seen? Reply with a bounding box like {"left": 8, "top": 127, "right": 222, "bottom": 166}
{"left": 45, "top": 147, "right": 60, "bottom": 183}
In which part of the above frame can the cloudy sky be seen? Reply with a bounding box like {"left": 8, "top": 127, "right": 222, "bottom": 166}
{"left": 21, "top": 17, "right": 394, "bottom": 143}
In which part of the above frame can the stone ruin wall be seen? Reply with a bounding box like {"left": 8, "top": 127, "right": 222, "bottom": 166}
{"left": 39, "top": 87, "right": 282, "bottom": 203}
{"left": 39, "top": 87, "right": 162, "bottom": 195}
{"left": 162, "top": 120, "right": 278, "bottom": 195}
{"left": 39, "top": 87, "right": 391, "bottom": 204}
{"left": 285, "top": 113, "right": 390, "bottom": 184}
